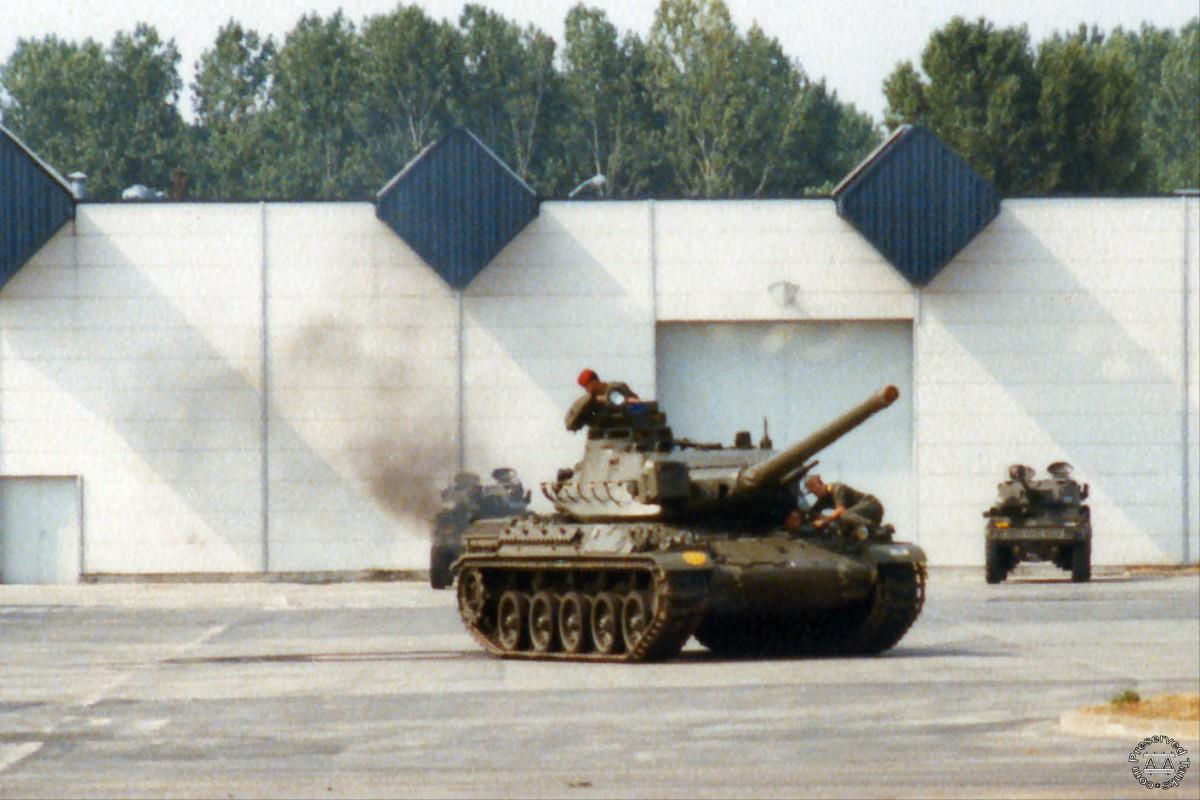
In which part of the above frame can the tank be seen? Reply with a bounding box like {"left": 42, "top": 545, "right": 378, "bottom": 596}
{"left": 983, "top": 462, "right": 1091, "bottom": 583}
{"left": 429, "top": 468, "right": 530, "bottom": 589}
{"left": 452, "top": 374, "right": 927, "bottom": 662}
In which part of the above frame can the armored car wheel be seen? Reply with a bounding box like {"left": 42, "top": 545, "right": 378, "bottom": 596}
{"left": 621, "top": 591, "right": 653, "bottom": 651}
{"left": 1071, "top": 541, "right": 1091, "bottom": 583}
{"left": 497, "top": 591, "right": 530, "bottom": 652}
{"left": 591, "top": 592, "right": 624, "bottom": 654}
{"left": 985, "top": 544, "right": 1009, "bottom": 584}
{"left": 529, "top": 591, "right": 559, "bottom": 653}
{"left": 558, "top": 592, "right": 592, "bottom": 654}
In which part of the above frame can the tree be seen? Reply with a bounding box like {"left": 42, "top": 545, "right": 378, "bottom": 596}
{"left": 1035, "top": 26, "right": 1147, "bottom": 193}
{"left": 882, "top": 17, "right": 1041, "bottom": 194}
{"left": 359, "top": 5, "right": 463, "bottom": 182}
{"left": 1145, "top": 20, "right": 1199, "bottom": 190}
{"left": 457, "top": 4, "right": 561, "bottom": 187}
{"left": 93, "top": 25, "right": 189, "bottom": 198}
{"left": 260, "top": 12, "right": 372, "bottom": 199}
{"left": 0, "top": 26, "right": 187, "bottom": 199}
{"left": 0, "top": 35, "right": 106, "bottom": 184}
{"left": 190, "top": 21, "right": 275, "bottom": 199}
{"left": 559, "top": 4, "right": 661, "bottom": 196}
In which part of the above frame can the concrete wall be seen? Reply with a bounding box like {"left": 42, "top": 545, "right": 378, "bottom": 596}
{"left": 264, "top": 204, "right": 457, "bottom": 571}
{"left": 654, "top": 200, "right": 913, "bottom": 321}
{"left": 463, "top": 203, "right": 655, "bottom": 505}
{"left": 1, "top": 197, "right": 1195, "bottom": 575}
{"left": 1, "top": 205, "right": 263, "bottom": 572}
{"left": 1187, "top": 195, "right": 1199, "bottom": 563}
{"left": 917, "top": 198, "right": 1196, "bottom": 564}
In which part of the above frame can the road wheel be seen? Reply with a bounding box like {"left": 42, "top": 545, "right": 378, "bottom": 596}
{"left": 558, "top": 592, "right": 591, "bottom": 654}
{"left": 590, "top": 592, "right": 624, "bottom": 655}
{"left": 1071, "top": 540, "right": 1091, "bottom": 583}
{"left": 985, "top": 543, "right": 1008, "bottom": 584}
{"left": 621, "top": 591, "right": 654, "bottom": 652}
{"left": 528, "top": 591, "right": 559, "bottom": 653}
{"left": 457, "top": 569, "right": 491, "bottom": 632}
{"left": 496, "top": 590, "right": 529, "bottom": 652}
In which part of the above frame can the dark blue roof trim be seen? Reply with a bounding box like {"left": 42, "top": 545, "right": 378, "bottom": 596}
{"left": 376, "top": 127, "right": 539, "bottom": 290}
{"left": 1, "top": 124, "right": 75, "bottom": 289}
{"left": 833, "top": 124, "right": 1000, "bottom": 286}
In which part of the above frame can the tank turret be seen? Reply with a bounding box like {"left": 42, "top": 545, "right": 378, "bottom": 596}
{"left": 543, "top": 383, "right": 898, "bottom": 521}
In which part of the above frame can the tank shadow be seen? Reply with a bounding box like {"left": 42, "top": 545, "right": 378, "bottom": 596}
{"left": 163, "top": 649, "right": 487, "bottom": 666}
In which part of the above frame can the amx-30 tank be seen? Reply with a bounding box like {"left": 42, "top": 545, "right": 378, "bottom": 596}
{"left": 430, "top": 468, "right": 530, "bottom": 589}
{"left": 983, "top": 462, "right": 1091, "bottom": 583}
{"left": 451, "top": 372, "right": 927, "bottom": 662}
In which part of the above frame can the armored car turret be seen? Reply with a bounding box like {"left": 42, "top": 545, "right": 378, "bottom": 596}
{"left": 983, "top": 462, "right": 1091, "bottom": 583}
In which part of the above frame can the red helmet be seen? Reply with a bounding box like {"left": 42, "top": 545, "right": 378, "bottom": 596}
{"left": 576, "top": 368, "right": 599, "bottom": 387}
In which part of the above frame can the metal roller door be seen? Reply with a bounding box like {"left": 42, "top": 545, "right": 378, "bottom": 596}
{"left": 656, "top": 321, "right": 914, "bottom": 540}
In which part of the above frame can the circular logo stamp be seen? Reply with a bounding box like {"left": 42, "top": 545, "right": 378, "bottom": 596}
{"left": 1129, "top": 734, "right": 1190, "bottom": 790}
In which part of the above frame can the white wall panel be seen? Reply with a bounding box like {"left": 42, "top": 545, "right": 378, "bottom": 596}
{"left": 264, "top": 204, "right": 457, "bottom": 571}
{"left": 462, "top": 203, "right": 655, "bottom": 508}
{"left": 1186, "top": 195, "right": 1199, "bottom": 562}
{"left": 655, "top": 200, "right": 914, "bottom": 321}
{"left": 916, "top": 198, "right": 1190, "bottom": 565}
{"left": 1, "top": 205, "right": 265, "bottom": 573}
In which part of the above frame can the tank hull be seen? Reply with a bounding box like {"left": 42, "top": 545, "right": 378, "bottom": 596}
{"left": 452, "top": 518, "right": 926, "bottom": 662}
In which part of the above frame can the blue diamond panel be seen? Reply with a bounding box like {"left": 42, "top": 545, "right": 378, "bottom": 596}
{"left": 1, "top": 125, "right": 75, "bottom": 289}
{"left": 833, "top": 124, "right": 999, "bottom": 286}
{"left": 376, "top": 127, "right": 539, "bottom": 290}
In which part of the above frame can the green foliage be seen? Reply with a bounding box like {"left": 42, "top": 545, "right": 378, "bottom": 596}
{"left": 259, "top": 12, "right": 372, "bottom": 199}
{"left": 0, "top": 25, "right": 187, "bottom": 199}
{"left": 558, "top": 4, "right": 662, "bottom": 196}
{"left": 1146, "top": 21, "right": 1199, "bottom": 190}
{"left": 359, "top": 6, "right": 463, "bottom": 182}
{"left": 458, "top": 4, "right": 562, "bottom": 188}
{"left": 190, "top": 21, "right": 274, "bottom": 199}
{"left": 883, "top": 17, "right": 1040, "bottom": 194}
{"left": 6, "top": 5, "right": 1186, "bottom": 200}
{"left": 1111, "top": 689, "right": 1142, "bottom": 705}
{"left": 1035, "top": 26, "right": 1147, "bottom": 193}
{"left": 885, "top": 15, "right": 1196, "bottom": 194}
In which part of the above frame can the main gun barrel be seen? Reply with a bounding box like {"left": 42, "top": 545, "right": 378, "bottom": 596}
{"left": 734, "top": 385, "right": 899, "bottom": 495}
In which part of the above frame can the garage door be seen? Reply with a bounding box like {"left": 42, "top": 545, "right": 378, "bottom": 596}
{"left": 656, "top": 321, "right": 914, "bottom": 540}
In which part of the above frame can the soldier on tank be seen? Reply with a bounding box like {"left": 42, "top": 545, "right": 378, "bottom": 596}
{"left": 804, "top": 474, "right": 884, "bottom": 541}
{"left": 565, "top": 368, "right": 641, "bottom": 431}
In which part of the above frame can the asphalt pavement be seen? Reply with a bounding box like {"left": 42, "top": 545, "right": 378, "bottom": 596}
{"left": 0, "top": 565, "right": 1197, "bottom": 799}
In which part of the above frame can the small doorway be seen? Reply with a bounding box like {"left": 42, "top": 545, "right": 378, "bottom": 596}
{"left": 0, "top": 476, "right": 82, "bottom": 584}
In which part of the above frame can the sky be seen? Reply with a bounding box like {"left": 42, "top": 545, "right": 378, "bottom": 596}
{"left": 1, "top": 0, "right": 1197, "bottom": 123}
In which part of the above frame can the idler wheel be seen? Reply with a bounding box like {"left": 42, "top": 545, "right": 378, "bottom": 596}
{"left": 496, "top": 590, "right": 530, "bottom": 652}
{"left": 558, "top": 592, "right": 592, "bottom": 654}
{"left": 528, "top": 591, "right": 559, "bottom": 653}
{"left": 621, "top": 591, "right": 654, "bottom": 651}
{"left": 457, "top": 569, "right": 491, "bottom": 632}
{"left": 590, "top": 592, "right": 624, "bottom": 655}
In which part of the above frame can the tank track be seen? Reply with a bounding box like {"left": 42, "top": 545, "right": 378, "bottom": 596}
{"left": 455, "top": 559, "right": 709, "bottom": 662}
{"left": 695, "top": 561, "right": 927, "bottom": 657}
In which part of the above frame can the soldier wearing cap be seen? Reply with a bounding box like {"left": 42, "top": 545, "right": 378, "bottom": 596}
{"left": 565, "top": 368, "right": 639, "bottom": 431}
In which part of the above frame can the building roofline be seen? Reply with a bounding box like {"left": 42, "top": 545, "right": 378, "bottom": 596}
{"left": 0, "top": 122, "right": 75, "bottom": 197}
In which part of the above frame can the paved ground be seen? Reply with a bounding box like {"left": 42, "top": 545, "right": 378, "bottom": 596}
{"left": 0, "top": 565, "right": 1197, "bottom": 799}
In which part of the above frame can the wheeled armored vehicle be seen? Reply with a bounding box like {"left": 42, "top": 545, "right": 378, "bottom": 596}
{"left": 983, "top": 462, "right": 1091, "bottom": 583}
{"left": 451, "top": 374, "right": 927, "bottom": 662}
{"left": 429, "top": 468, "right": 530, "bottom": 589}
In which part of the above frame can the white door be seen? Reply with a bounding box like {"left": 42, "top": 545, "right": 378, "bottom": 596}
{"left": 0, "top": 476, "right": 82, "bottom": 584}
{"left": 656, "top": 321, "right": 915, "bottom": 539}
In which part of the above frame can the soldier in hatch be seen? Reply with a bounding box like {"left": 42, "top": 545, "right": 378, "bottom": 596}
{"left": 803, "top": 474, "right": 884, "bottom": 541}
